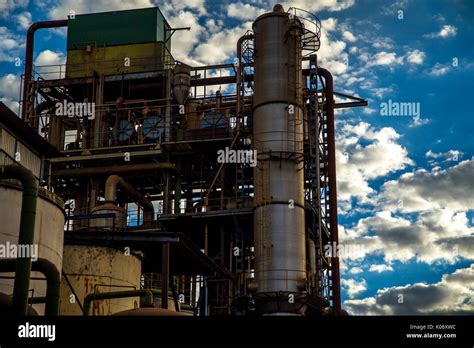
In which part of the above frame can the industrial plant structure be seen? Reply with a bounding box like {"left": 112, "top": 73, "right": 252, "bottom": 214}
{"left": 0, "top": 4, "right": 367, "bottom": 316}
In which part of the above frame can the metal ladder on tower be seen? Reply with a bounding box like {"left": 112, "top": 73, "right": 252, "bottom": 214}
{"left": 236, "top": 164, "right": 245, "bottom": 208}
{"left": 255, "top": 159, "right": 272, "bottom": 288}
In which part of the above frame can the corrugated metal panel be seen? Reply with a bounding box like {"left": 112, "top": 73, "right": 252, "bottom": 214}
{"left": 66, "top": 42, "right": 171, "bottom": 78}
{"left": 15, "top": 141, "right": 41, "bottom": 178}
{"left": 0, "top": 152, "right": 14, "bottom": 166}
{"left": 0, "top": 128, "right": 16, "bottom": 157}
{"left": 67, "top": 8, "right": 170, "bottom": 49}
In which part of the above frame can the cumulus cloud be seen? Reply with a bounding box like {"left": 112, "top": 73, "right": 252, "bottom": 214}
{"left": 227, "top": 2, "right": 265, "bottom": 20}
{"left": 277, "top": 0, "right": 355, "bottom": 13}
{"left": 34, "top": 50, "right": 66, "bottom": 79}
{"left": 15, "top": 11, "right": 32, "bottom": 30}
{"left": 369, "top": 264, "right": 393, "bottom": 273}
{"left": 378, "top": 158, "right": 474, "bottom": 213}
{"left": 316, "top": 18, "right": 350, "bottom": 75}
{"left": 380, "top": 0, "right": 409, "bottom": 16}
{"left": 336, "top": 122, "right": 413, "bottom": 211}
{"left": 344, "top": 265, "right": 474, "bottom": 315}
{"left": 342, "top": 30, "right": 357, "bottom": 42}
{"left": 428, "top": 63, "right": 450, "bottom": 77}
{"left": 162, "top": 9, "right": 206, "bottom": 65}
{"left": 370, "top": 52, "right": 403, "bottom": 66}
{"left": 409, "top": 115, "right": 430, "bottom": 128}
{"left": 406, "top": 49, "right": 425, "bottom": 65}
{"left": 425, "top": 150, "right": 463, "bottom": 166}
{"left": 194, "top": 22, "right": 252, "bottom": 64}
{"left": 0, "top": 73, "right": 21, "bottom": 114}
{"left": 0, "top": 73, "right": 20, "bottom": 100}
{"left": 0, "top": 26, "right": 23, "bottom": 62}
{"left": 0, "top": 0, "right": 28, "bottom": 18}
{"left": 342, "top": 278, "right": 367, "bottom": 298}
{"left": 341, "top": 208, "right": 474, "bottom": 264}
{"left": 425, "top": 25, "right": 457, "bottom": 39}
{"left": 349, "top": 267, "right": 363, "bottom": 274}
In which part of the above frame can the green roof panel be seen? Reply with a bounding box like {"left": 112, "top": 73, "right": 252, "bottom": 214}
{"left": 67, "top": 7, "right": 171, "bottom": 49}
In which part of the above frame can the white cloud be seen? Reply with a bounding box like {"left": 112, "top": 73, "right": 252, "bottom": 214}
{"left": 380, "top": 0, "right": 409, "bottom": 16}
{"left": 0, "top": 26, "right": 23, "bottom": 61}
{"left": 227, "top": 3, "right": 265, "bottom": 20}
{"left": 339, "top": 122, "right": 413, "bottom": 179}
{"left": 344, "top": 265, "right": 474, "bottom": 314}
{"left": 277, "top": 0, "right": 355, "bottom": 13}
{"left": 194, "top": 22, "right": 252, "bottom": 65}
{"left": 428, "top": 63, "right": 450, "bottom": 77}
{"left": 0, "top": 73, "right": 20, "bottom": 100}
{"left": 0, "top": 73, "right": 21, "bottom": 114}
{"left": 342, "top": 30, "right": 357, "bottom": 42}
{"left": 48, "top": 0, "right": 155, "bottom": 19}
{"left": 349, "top": 267, "right": 363, "bottom": 274}
{"left": 371, "top": 37, "right": 394, "bottom": 50}
{"left": 312, "top": 18, "right": 350, "bottom": 76}
{"left": 33, "top": 50, "right": 66, "bottom": 79}
{"left": 426, "top": 150, "right": 462, "bottom": 164}
{"left": 15, "top": 11, "right": 32, "bottom": 30}
{"left": 341, "top": 278, "right": 367, "bottom": 298}
{"left": 378, "top": 158, "right": 474, "bottom": 213}
{"left": 406, "top": 49, "right": 425, "bottom": 65}
{"left": 409, "top": 116, "right": 430, "bottom": 128}
{"left": 205, "top": 18, "right": 224, "bottom": 34}
{"left": 0, "top": 0, "right": 28, "bottom": 18}
{"left": 369, "top": 264, "right": 393, "bottom": 273}
{"left": 370, "top": 52, "right": 403, "bottom": 66}
{"left": 336, "top": 122, "right": 413, "bottom": 214}
{"left": 425, "top": 25, "right": 457, "bottom": 39}
{"left": 342, "top": 207, "right": 474, "bottom": 264}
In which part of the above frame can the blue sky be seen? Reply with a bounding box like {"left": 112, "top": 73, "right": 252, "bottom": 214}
{"left": 1, "top": 0, "right": 473, "bottom": 314}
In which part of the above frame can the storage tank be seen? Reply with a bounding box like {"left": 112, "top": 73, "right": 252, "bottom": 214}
{"left": 252, "top": 4, "right": 306, "bottom": 314}
{"left": 60, "top": 245, "right": 142, "bottom": 315}
{"left": 0, "top": 182, "right": 65, "bottom": 315}
{"left": 89, "top": 203, "right": 126, "bottom": 231}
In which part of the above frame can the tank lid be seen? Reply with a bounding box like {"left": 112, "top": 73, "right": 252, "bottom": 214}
{"left": 273, "top": 4, "right": 285, "bottom": 12}
{"left": 253, "top": 5, "right": 289, "bottom": 25}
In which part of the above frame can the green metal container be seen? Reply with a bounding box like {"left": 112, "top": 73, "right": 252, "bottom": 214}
{"left": 67, "top": 7, "right": 171, "bottom": 51}
{"left": 66, "top": 42, "right": 173, "bottom": 78}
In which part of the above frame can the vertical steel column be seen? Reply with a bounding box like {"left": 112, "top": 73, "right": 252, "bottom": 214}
{"left": 318, "top": 68, "right": 340, "bottom": 315}
{"left": 22, "top": 20, "right": 68, "bottom": 124}
{"left": 0, "top": 165, "right": 38, "bottom": 315}
{"left": 161, "top": 242, "right": 170, "bottom": 309}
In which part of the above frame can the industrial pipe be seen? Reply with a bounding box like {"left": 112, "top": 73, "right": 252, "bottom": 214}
{"left": 21, "top": 19, "right": 68, "bottom": 122}
{"left": 0, "top": 165, "right": 38, "bottom": 316}
{"left": 83, "top": 289, "right": 161, "bottom": 316}
{"left": 104, "top": 175, "right": 154, "bottom": 225}
{"left": 236, "top": 33, "right": 254, "bottom": 126}
{"left": 0, "top": 258, "right": 61, "bottom": 316}
{"left": 317, "top": 68, "right": 341, "bottom": 315}
{"left": 51, "top": 162, "right": 176, "bottom": 177}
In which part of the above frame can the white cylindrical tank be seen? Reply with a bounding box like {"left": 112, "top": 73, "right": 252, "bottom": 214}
{"left": 60, "top": 245, "right": 142, "bottom": 315}
{"left": 252, "top": 4, "right": 306, "bottom": 314}
{"left": 0, "top": 183, "right": 65, "bottom": 315}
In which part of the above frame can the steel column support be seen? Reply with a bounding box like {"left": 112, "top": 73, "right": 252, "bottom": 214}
{"left": 162, "top": 242, "right": 170, "bottom": 309}
{"left": 318, "top": 68, "right": 340, "bottom": 315}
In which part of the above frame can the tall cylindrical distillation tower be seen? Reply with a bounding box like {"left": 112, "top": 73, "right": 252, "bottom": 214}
{"left": 252, "top": 4, "right": 306, "bottom": 315}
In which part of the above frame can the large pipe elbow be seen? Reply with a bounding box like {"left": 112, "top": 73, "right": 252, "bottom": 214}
{"left": 0, "top": 258, "right": 60, "bottom": 316}
{"left": 22, "top": 19, "right": 68, "bottom": 121}
{"left": 0, "top": 165, "right": 39, "bottom": 316}
{"left": 104, "top": 175, "right": 155, "bottom": 225}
